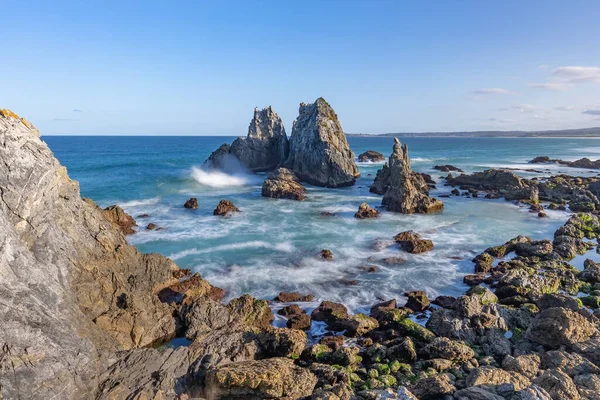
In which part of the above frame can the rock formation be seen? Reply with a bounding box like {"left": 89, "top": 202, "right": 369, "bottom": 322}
{"left": 374, "top": 138, "right": 443, "bottom": 213}
{"left": 204, "top": 106, "right": 288, "bottom": 172}
{"left": 213, "top": 199, "right": 240, "bottom": 216}
{"left": 184, "top": 197, "right": 199, "bottom": 209}
{"left": 358, "top": 150, "right": 385, "bottom": 162}
{"left": 530, "top": 155, "right": 600, "bottom": 169}
{"left": 354, "top": 202, "right": 379, "bottom": 218}
{"left": 261, "top": 167, "right": 306, "bottom": 200}
{"left": 284, "top": 97, "right": 360, "bottom": 187}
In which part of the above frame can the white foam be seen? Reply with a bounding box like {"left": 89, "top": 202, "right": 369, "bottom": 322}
{"left": 118, "top": 197, "right": 161, "bottom": 208}
{"left": 191, "top": 167, "right": 255, "bottom": 187}
{"left": 168, "top": 240, "right": 295, "bottom": 260}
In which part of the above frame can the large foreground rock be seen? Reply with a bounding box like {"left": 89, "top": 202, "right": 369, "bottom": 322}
{"left": 0, "top": 110, "right": 220, "bottom": 398}
{"left": 205, "top": 357, "right": 317, "bottom": 399}
{"left": 284, "top": 97, "right": 359, "bottom": 187}
{"left": 378, "top": 138, "right": 443, "bottom": 213}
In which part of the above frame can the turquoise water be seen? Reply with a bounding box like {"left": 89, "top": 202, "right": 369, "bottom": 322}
{"left": 44, "top": 136, "right": 600, "bottom": 312}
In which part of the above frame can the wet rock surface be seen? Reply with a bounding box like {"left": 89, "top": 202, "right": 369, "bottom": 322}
{"left": 213, "top": 199, "right": 240, "bottom": 216}
{"left": 358, "top": 150, "right": 385, "bottom": 162}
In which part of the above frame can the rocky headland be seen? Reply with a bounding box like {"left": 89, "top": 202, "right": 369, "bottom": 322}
{"left": 3, "top": 108, "right": 600, "bottom": 400}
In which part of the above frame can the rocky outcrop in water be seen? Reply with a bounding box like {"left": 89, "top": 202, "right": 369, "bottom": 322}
{"left": 375, "top": 138, "right": 443, "bottom": 213}
{"left": 229, "top": 106, "right": 289, "bottom": 172}
{"left": 355, "top": 202, "right": 379, "bottom": 218}
{"left": 358, "top": 150, "right": 385, "bottom": 162}
{"left": 284, "top": 98, "right": 360, "bottom": 187}
{"left": 530, "top": 155, "right": 600, "bottom": 169}
{"left": 446, "top": 169, "right": 600, "bottom": 211}
{"left": 204, "top": 106, "right": 288, "bottom": 172}
{"left": 100, "top": 204, "right": 137, "bottom": 234}
{"left": 184, "top": 197, "right": 199, "bottom": 209}
{"left": 213, "top": 199, "right": 240, "bottom": 216}
{"left": 261, "top": 167, "right": 306, "bottom": 200}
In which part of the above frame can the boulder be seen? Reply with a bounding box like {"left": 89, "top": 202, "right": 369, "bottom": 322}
{"left": 404, "top": 290, "right": 430, "bottom": 311}
{"left": 394, "top": 230, "right": 434, "bottom": 253}
{"left": 330, "top": 313, "right": 379, "bottom": 337}
{"left": 502, "top": 355, "right": 541, "bottom": 379}
{"left": 229, "top": 106, "right": 289, "bottom": 172}
{"left": 466, "top": 366, "right": 531, "bottom": 391}
{"left": 261, "top": 167, "right": 306, "bottom": 200}
{"left": 205, "top": 357, "right": 317, "bottom": 399}
{"left": 408, "top": 373, "right": 455, "bottom": 399}
{"left": 358, "top": 150, "right": 385, "bottom": 162}
{"left": 525, "top": 307, "right": 597, "bottom": 348}
{"left": 284, "top": 97, "right": 359, "bottom": 187}
{"left": 274, "top": 292, "right": 314, "bottom": 302}
{"left": 213, "top": 199, "right": 240, "bottom": 216}
{"left": 421, "top": 337, "right": 475, "bottom": 362}
{"left": 311, "top": 301, "right": 349, "bottom": 324}
{"left": 287, "top": 314, "right": 312, "bottom": 330}
{"left": 380, "top": 138, "right": 444, "bottom": 213}
{"left": 354, "top": 202, "right": 379, "bottom": 218}
{"left": 184, "top": 197, "right": 199, "bottom": 209}
{"left": 580, "top": 259, "right": 600, "bottom": 283}
{"left": 532, "top": 369, "right": 581, "bottom": 400}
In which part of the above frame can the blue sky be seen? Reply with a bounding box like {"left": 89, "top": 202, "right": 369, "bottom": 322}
{"left": 2, "top": 1, "right": 600, "bottom": 135}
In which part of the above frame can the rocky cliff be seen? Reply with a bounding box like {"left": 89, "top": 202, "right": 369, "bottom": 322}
{"left": 204, "top": 106, "right": 288, "bottom": 172}
{"left": 0, "top": 109, "right": 310, "bottom": 399}
{"left": 374, "top": 138, "right": 443, "bottom": 213}
{"left": 284, "top": 98, "right": 360, "bottom": 187}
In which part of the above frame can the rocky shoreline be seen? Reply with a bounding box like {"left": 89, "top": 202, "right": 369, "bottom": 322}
{"left": 2, "top": 108, "right": 600, "bottom": 400}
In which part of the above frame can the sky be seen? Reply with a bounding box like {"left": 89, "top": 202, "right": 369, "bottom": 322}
{"left": 1, "top": 0, "right": 600, "bottom": 135}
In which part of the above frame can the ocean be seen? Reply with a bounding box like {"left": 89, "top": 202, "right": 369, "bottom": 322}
{"left": 43, "top": 135, "right": 600, "bottom": 314}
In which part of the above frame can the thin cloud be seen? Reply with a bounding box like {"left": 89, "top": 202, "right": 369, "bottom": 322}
{"left": 502, "top": 104, "right": 537, "bottom": 113}
{"left": 472, "top": 88, "right": 514, "bottom": 95}
{"left": 555, "top": 106, "right": 574, "bottom": 111}
{"left": 528, "top": 82, "right": 568, "bottom": 91}
{"left": 583, "top": 109, "right": 600, "bottom": 116}
{"left": 553, "top": 66, "right": 600, "bottom": 82}
{"left": 73, "top": 109, "right": 83, "bottom": 112}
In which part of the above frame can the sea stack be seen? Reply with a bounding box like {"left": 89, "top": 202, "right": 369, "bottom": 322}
{"left": 284, "top": 97, "right": 359, "bottom": 187}
{"left": 204, "top": 106, "right": 288, "bottom": 172}
{"left": 230, "top": 106, "right": 289, "bottom": 172}
{"left": 378, "top": 138, "right": 443, "bottom": 213}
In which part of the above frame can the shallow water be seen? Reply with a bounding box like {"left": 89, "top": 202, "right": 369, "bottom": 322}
{"left": 44, "top": 135, "right": 600, "bottom": 311}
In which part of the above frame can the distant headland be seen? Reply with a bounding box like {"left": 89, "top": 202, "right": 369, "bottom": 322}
{"left": 348, "top": 126, "right": 600, "bottom": 138}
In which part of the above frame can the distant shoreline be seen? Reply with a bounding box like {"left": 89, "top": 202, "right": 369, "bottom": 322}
{"left": 347, "top": 126, "right": 600, "bottom": 138}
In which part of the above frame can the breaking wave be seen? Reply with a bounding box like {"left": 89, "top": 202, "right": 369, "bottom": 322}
{"left": 191, "top": 167, "right": 256, "bottom": 188}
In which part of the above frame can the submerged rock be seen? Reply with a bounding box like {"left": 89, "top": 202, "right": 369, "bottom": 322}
{"left": 261, "top": 167, "right": 306, "bottom": 200}
{"left": 213, "top": 199, "right": 240, "bottom": 216}
{"left": 184, "top": 197, "right": 199, "bottom": 209}
{"left": 358, "top": 150, "right": 385, "bottom": 162}
{"left": 355, "top": 202, "right": 379, "bottom": 218}
{"left": 434, "top": 164, "right": 464, "bottom": 172}
{"left": 379, "top": 138, "right": 444, "bottom": 213}
{"left": 530, "top": 155, "right": 600, "bottom": 169}
{"left": 284, "top": 97, "right": 360, "bottom": 187}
